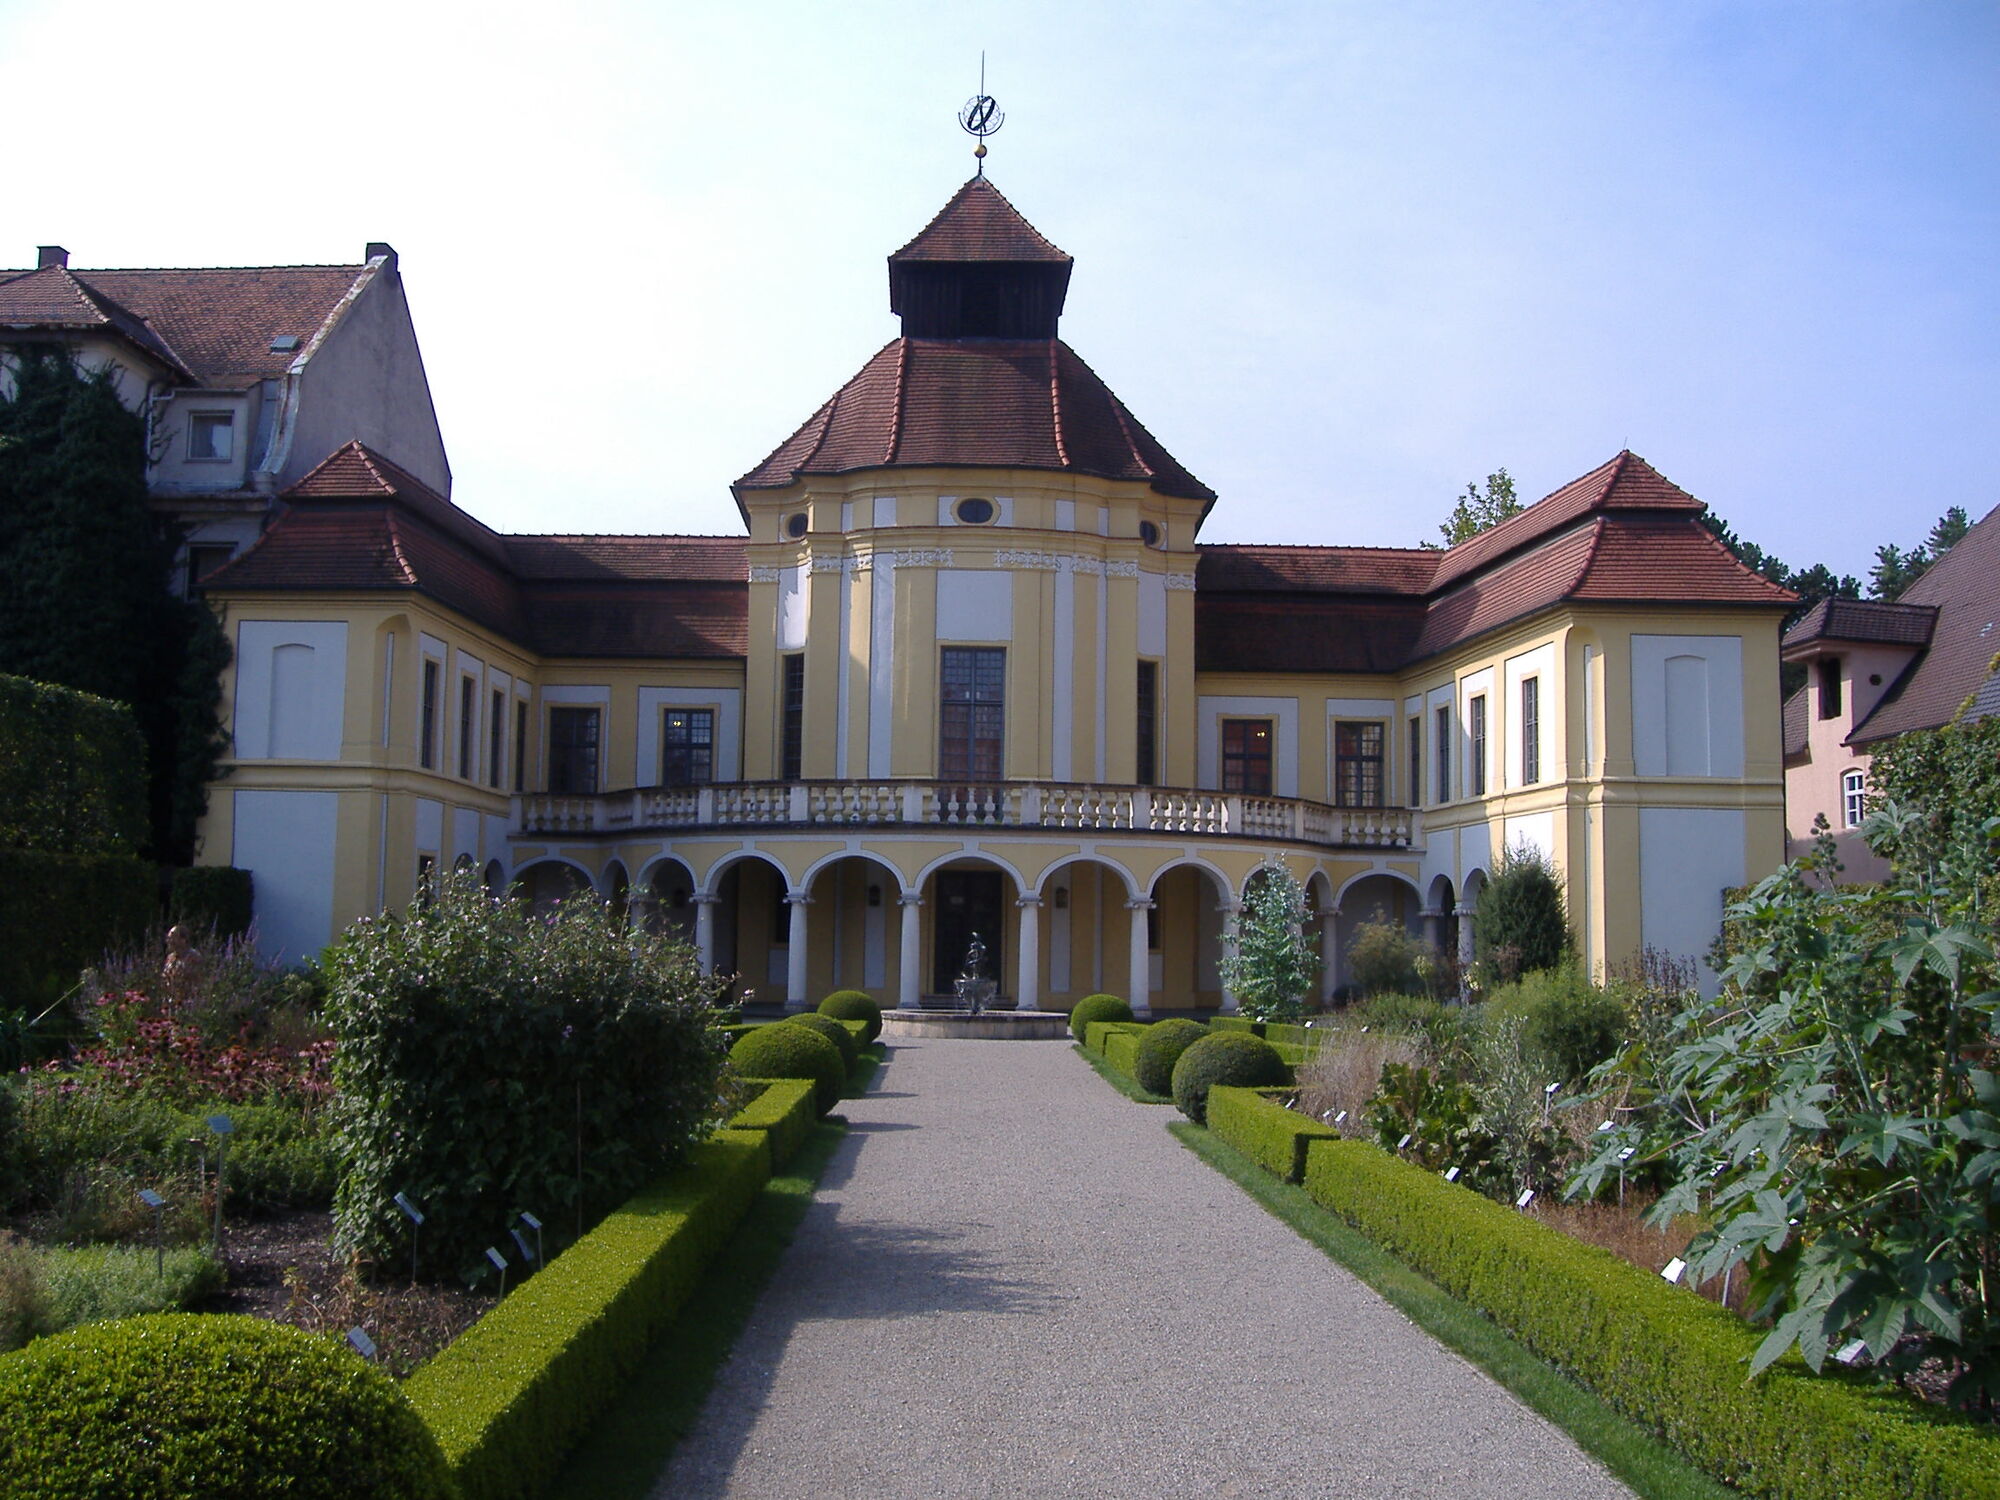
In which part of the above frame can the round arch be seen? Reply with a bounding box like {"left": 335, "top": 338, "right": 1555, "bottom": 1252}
{"left": 909, "top": 846, "right": 1030, "bottom": 894}
{"left": 1335, "top": 867, "right": 1424, "bottom": 911}
{"left": 513, "top": 858, "right": 592, "bottom": 915}
{"left": 701, "top": 847, "right": 803, "bottom": 901}
{"left": 799, "top": 848, "right": 909, "bottom": 897}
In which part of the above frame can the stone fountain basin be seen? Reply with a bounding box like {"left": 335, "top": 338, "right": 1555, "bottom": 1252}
{"left": 879, "top": 1009, "right": 1073, "bottom": 1041}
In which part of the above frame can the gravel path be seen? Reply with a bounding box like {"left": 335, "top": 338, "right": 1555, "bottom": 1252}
{"left": 656, "top": 1039, "right": 1632, "bottom": 1499}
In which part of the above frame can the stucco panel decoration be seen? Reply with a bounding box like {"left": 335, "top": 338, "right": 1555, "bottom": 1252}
{"left": 992, "top": 550, "right": 1140, "bottom": 578}
{"left": 1163, "top": 572, "right": 1197, "bottom": 590}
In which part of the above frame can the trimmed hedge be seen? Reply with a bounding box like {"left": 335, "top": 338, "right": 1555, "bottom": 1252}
{"left": 1300, "top": 1139, "right": 2000, "bottom": 1500}
{"left": 1102, "top": 1028, "right": 1144, "bottom": 1082}
{"left": 1263, "top": 1022, "right": 1320, "bottom": 1052}
{"left": 1207, "top": 1015, "right": 1264, "bottom": 1036}
{"left": 407, "top": 1130, "right": 768, "bottom": 1500}
{"left": 0, "top": 1312, "right": 453, "bottom": 1499}
{"left": 0, "top": 848, "right": 155, "bottom": 1013}
{"left": 780, "top": 1012, "right": 858, "bottom": 1068}
{"left": 1206, "top": 1085, "right": 1337, "bottom": 1183}
{"left": 1170, "top": 1032, "right": 1288, "bottom": 1123}
{"left": 169, "top": 865, "right": 253, "bottom": 941}
{"left": 0, "top": 675, "right": 146, "bottom": 857}
{"left": 1085, "top": 1020, "right": 1148, "bottom": 1056}
{"left": 727, "top": 1078, "right": 818, "bottom": 1169}
{"left": 1133, "top": 1019, "right": 1209, "bottom": 1097}
{"left": 729, "top": 1024, "right": 845, "bottom": 1114}
{"left": 817, "top": 989, "right": 883, "bottom": 1042}
{"left": 1069, "top": 992, "right": 1132, "bottom": 1041}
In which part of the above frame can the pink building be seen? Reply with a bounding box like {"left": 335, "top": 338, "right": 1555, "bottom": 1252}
{"left": 1782, "top": 502, "right": 2000, "bottom": 880}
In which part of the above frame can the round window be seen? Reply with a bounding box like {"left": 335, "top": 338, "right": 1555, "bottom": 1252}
{"left": 1139, "top": 520, "right": 1163, "bottom": 548}
{"left": 784, "top": 512, "right": 808, "bottom": 540}
{"left": 955, "top": 497, "right": 996, "bottom": 525}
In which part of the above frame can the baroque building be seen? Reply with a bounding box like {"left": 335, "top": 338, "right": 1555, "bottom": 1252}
{"left": 192, "top": 177, "right": 1795, "bottom": 1008}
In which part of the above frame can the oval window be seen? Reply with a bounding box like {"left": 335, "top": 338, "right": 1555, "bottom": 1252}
{"left": 784, "top": 512, "right": 808, "bottom": 540}
{"left": 955, "top": 497, "right": 996, "bottom": 525}
{"left": 1139, "top": 520, "right": 1163, "bottom": 548}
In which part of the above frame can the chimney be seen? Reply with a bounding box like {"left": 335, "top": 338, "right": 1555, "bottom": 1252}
{"left": 37, "top": 245, "right": 68, "bottom": 270}
{"left": 364, "top": 242, "right": 397, "bottom": 272}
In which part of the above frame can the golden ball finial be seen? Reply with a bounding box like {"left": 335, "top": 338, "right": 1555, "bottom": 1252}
{"left": 974, "top": 143, "right": 988, "bottom": 159}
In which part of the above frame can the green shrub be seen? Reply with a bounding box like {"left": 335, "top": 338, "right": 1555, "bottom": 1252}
{"left": 1133, "top": 1020, "right": 1208, "bottom": 1097}
{"left": 0, "top": 1312, "right": 455, "bottom": 1499}
{"left": 1086, "top": 1020, "right": 1148, "bottom": 1056}
{"left": 323, "top": 871, "right": 725, "bottom": 1279}
{"left": 1218, "top": 857, "right": 1321, "bottom": 1022}
{"left": 726, "top": 1078, "right": 817, "bottom": 1169}
{"left": 206, "top": 1104, "right": 338, "bottom": 1210}
{"left": 1207, "top": 1085, "right": 1338, "bottom": 1182}
{"left": 0, "top": 1234, "right": 51, "bottom": 1353}
{"left": 1473, "top": 845, "right": 1571, "bottom": 983}
{"left": 1486, "top": 964, "right": 1626, "bottom": 1085}
{"left": 780, "top": 1012, "right": 858, "bottom": 1069}
{"left": 817, "top": 989, "right": 882, "bottom": 1042}
{"left": 40, "top": 1245, "right": 222, "bottom": 1330}
{"left": 407, "top": 1131, "right": 766, "bottom": 1500}
{"left": 1345, "top": 917, "right": 1428, "bottom": 998}
{"left": 729, "top": 1025, "right": 845, "bottom": 1115}
{"left": 1303, "top": 1140, "right": 2000, "bottom": 1500}
{"left": 1207, "top": 1015, "right": 1264, "bottom": 1036}
{"left": 1069, "top": 993, "right": 1131, "bottom": 1041}
{"left": 1171, "top": 1032, "right": 1288, "bottom": 1124}
{"left": 168, "top": 866, "right": 254, "bottom": 942}
{"left": 1102, "top": 1027, "right": 1144, "bottom": 1082}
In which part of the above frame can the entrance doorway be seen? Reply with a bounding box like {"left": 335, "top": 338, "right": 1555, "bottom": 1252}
{"left": 932, "top": 869, "right": 1003, "bottom": 995}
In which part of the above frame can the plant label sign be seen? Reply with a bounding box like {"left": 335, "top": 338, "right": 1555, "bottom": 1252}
{"left": 1515, "top": 1189, "right": 1536, "bottom": 1209}
{"left": 1661, "top": 1257, "right": 1687, "bottom": 1284}
{"left": 395, "top": 1192, "right": 425, "bottom": 1225}
{"left": 347, "top": 1327, "right": 377, "bottom": 1360}
{"left": 1397, "top": 1133, "right": 1413, "bottom": 1150}
{"left": 1443, "top": 1167, "right": 1460, "bottom": 1182}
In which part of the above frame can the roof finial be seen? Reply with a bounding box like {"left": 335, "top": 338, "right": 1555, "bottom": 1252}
{"left": 958, "top": 53, "right": 1003, "bottom": 177}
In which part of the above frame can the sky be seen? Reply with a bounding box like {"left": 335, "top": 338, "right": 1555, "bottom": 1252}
{"left": 4, "top": 0, "right": 1994, "bottom": 581}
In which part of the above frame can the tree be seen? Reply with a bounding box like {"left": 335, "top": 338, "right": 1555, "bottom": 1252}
{"left": 1697, "top": 510, "right": 1860, "bottom": 630}
{"left": 1424, "top": 468, "right": 1522, "bottom": 549}
{"left": 1869, "top": 506, "right": 1971, "bottom": 600}
{"left": 0, "top": 349, "right": 229, "bottom": 863}
{"left": 1219, "top": 856, "right": 1322, "bottom": 1022}
{"left": 1472, "top": 844, "right": 1569, "bottom": 984}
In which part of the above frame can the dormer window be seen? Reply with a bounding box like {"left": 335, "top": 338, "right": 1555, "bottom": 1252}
{"left": 188, "top": 412, "right": 233, "bottom": 462}
{"left": 1817, "top": 657, "right": 1843, "bottom": 720}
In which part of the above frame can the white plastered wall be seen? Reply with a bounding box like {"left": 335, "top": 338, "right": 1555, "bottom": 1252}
{"left": 1640, "top": 807, "right": 1746, "bottom": 996}
{"left": 233, "top": 621, "right": 348, "bottom": 760}
{"left": 233, "top": 790, "right": 338, "bottom": 963}
{"left": 1631, "top": 635, "right": 1745, "bottom": 777}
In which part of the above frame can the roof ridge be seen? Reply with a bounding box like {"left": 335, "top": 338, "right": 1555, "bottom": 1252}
{"left": 1047, "top": 339, "right": 1069, "bottom": 468}
{"left": 885, "top": 337, "right": 909, "bottom": 466}
{"left": 382, "top": 513, "right": 419, "bottom": 587}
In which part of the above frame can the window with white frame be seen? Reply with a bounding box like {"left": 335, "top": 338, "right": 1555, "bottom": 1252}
{"left": 661, "top": 708, "right": 715, "bottom": 786}
{"left": 1521, "top": 677, "right": 1541, "bottom": 786}
{"left": 1843, "top": 769, "right": 1867, "bottom": 829}
{"left": 188, "top": 412, "right": 234, "bottom": 461}
{"left": 1469, "top": 694, "right": 1488, "bottom": 795}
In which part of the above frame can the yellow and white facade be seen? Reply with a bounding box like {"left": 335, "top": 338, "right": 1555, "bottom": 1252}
{"left": 198, "top": 179, "right": 1794, "bottom": 1007}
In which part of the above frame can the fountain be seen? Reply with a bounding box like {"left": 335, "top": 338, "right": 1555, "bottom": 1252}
{"left": 880, "top": 932, "right": 1071, "bottom": 1040}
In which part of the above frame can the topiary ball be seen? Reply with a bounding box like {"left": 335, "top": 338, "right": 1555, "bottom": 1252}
{"left": 730, "top": 1023, "right": 846, "bottom": 1114}
{"left": 817, "top": 989, "right": 883, "bottom": 1043}
{"left": 1069, "top": 993, "right": 1133, "bottom": 1042}
{"left": 1171, "top": 1031, "right": 1289, "bottom": 1124}
{"left": 0, "top": 1312, "right": 454, "bottom": 1500}
{"left": 781, "top": 1011, "right": 859, "bottom": 1069}
{"left": 1133, "top": 1018, "right": 1209, "bottom": 1097}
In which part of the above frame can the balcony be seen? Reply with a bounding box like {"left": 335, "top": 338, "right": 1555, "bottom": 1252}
{"left": 514, "top": 780, "right": 1417, "bottom": 851}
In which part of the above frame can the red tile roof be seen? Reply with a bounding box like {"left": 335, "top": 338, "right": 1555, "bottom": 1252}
{"left": 736, "top": 337, "right": 1214, "bottom": 502}
{"left": 1194, "top": 457, "right": 1794, "bottom": 671}
{"left": 0, "top": 265, "right": 197, "bottom": 379}
{"left": 205, "top": 443, "right": 745, "bottom": 658}
{"left": 1428, "top": 450, "right": 1705, "bottom": 591}
{"left": 1, "top": 263, "right": 371, "bottom": 390}
{"left": 1849, "top": 501, "right": 2000, "bottom": 744}
{"left": 1783, "top": 687, "right": 1809, "bottom": 761}
{"left": 889, "top": 177, "right": 1071, "bottom": 264}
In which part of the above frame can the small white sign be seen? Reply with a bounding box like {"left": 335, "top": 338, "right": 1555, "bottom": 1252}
{"left": 206, "top": 1114, "right": 234, "bottom": 1136}
{"left": 1443, "top": 1167, "right": 1460, "bottom": 1182}
{"left": 519, "top": 1211, "right": 542, "bottom": 1231}
{"left": 1835, "top": 1340, "right": 1868, "bottom": 1366}
{"left": 1661, "top": 1258, "right": 1687, "bottom": 1284}
{"left": 1596, "top": 1120, "right": 1615, "bottom": 1133}
{"left": 346, "top": 1327, "right": 377, "bottom": 1360}
{"left": 1515, "top": 1189, "right": 1536, "bottom": 1209}
{"left": 1333, "top": 1111, "right": 1347, "bottom": 1126}
{"left": 485, "top": 1246, "right": 509, "bottom": 1272}
{"left": 394, "top": 1192, "right": 425, "bottom": 1225}
{"left": 138, "top": 1189, "right": 166, "bottom": 1210}
{"left": 1617, "top": 1147, "right": 1636, "bottom": 1162}
{"left": 1544, "top": 1081, "right": 1560, "bottom": 1096}
{"left": 1397, "top": 1133, "right": 1413, "bottom": 1150}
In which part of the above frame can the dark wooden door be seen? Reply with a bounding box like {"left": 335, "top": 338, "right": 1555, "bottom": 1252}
{"left": 932, "top": 870, "right": 1003, "bottom": 996}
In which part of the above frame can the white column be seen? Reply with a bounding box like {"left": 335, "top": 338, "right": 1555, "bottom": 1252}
{"left": 1422, "top": 906, "right": 1443, "bottom": 953}
{"left": 898, "top": 893, "right": 923, "bottom": 1010}
{"left": 1015, "top": 895, "right": 1042, "bottom": 1013}
{"left": 785, "top": 892, "right": 810, "bottom": 1012}
{"left": 1319, "top": 908, "right": 1340, "bottom": 1007}
{"left": 1127, "top": 898, "right": 1155, "bottom": 1017}
{"left": 693, "top": 893, "right": 718, "bottom": 975}
{"left": 1216, "top": 901, "right": 1242, "bottom": 1013}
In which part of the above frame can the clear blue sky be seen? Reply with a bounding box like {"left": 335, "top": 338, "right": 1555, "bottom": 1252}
{"left": 5, "top": 1, "right": 1994, "bottom": 581}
